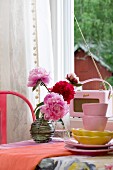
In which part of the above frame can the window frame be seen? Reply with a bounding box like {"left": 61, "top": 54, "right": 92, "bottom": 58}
{"left": 50, "top": 0, "right": 113, "bottom": 130}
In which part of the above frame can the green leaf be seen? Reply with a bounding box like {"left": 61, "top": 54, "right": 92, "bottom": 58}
{"left": 71, "top": 82, "right": 82, "bottom": 87}
{"left": 34, "top": 101, "right": 44, "bottom": 119}
{"left": 35, "top": 109, "right": 40, "bottom": 119}
{"left": 36, "top": 102, "right": 44, "bottom": 108}
{"left": 34, "top": 102, "right": 44, "bottom": 112}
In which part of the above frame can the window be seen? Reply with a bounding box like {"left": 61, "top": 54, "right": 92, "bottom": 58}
{"left": 35, "top": 0, "right": 113, "bottom": 131}
{"left": 72, "top": 0, "right": 113, "bottom": 130}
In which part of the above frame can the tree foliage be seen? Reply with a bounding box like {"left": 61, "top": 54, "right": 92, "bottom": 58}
{"left": 74, "top": 0, "right": 113, "bottom": 71}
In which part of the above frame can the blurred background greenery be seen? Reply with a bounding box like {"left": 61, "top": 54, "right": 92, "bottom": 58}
{"left": 74, "top": 0, "right": 113, "bottom": 86}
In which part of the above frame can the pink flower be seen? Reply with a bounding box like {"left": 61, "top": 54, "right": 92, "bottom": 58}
{"left": 27, "top": 67, "right": 51, "bottom": 87}
{"left": 66, "top": 73, "right": 80, "bottom": 85}
{"left": 40, "top": 92, "right": 69, "bottom": 121}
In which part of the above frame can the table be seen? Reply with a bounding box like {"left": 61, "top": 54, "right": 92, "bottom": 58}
{"left": 0, "top": 138, "right": 113, "bottom": 170}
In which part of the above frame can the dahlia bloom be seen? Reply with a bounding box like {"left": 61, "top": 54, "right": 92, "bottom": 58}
{"left": 40, "top": 92, "right": 69, "bottom": 121}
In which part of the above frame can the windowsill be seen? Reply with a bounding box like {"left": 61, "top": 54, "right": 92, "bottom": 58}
{"left": 70, "top": 117, "right": 113, "bottom": 131}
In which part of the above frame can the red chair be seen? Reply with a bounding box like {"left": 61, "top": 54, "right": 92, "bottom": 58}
{"left": 0, "top": 91, "right": 36, "bottom": 144}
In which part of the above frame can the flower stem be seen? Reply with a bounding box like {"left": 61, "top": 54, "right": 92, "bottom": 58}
{"left": 40, "top": 81, "right": 50, "bottom": 93}
{"left": 59, "top": 119, "right": 70, "bottom": 138}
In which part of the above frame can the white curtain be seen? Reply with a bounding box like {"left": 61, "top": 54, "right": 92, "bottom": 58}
{"left": 0, "top": 0, "right": 74, "bottom": 143}
{"left": 36, "top": 0, "right": 54, "bottom": 102}
{"left": 0, "top": 0, "right": 35, "bottom": 143}
{"left": 36, "top": 0, "right": 74, "bottom": 82}
{"left": 36, "top": 0, "right": 74, "bottom": 130}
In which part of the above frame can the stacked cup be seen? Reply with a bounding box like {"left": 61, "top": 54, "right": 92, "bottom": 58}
{"left": 82, "top": 103, "right": 108, "bottom": 131}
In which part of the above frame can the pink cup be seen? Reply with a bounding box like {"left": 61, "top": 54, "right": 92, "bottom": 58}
{"left": 82, "top": 103, "right": 108, "bottom": 116}
{"left": 82, "top": 115, "right": 108, "bottom": 131}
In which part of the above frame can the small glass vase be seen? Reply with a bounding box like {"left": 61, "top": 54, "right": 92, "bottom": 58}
{"left": 54, "top": 118, "right": 71, "bottom": 140}
{"left": 30, "top": 118, "right": 55, "bottom": 143}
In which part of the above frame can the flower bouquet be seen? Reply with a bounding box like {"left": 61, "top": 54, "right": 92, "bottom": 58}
{"left": 27, "top": 67, "right": 80, "bottom": 142}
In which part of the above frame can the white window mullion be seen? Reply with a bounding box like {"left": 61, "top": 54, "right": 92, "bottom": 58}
{"left": 63, "top": 0, "right": 74, "bottom": 75}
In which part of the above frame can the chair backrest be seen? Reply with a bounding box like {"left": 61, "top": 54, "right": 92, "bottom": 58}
{"left": 0, "top": 91, "right": 36, "bottom": 144}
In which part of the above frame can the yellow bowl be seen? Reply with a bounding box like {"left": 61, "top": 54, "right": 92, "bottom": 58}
{"left": 72, "top": 133, "right": 112, "bottom": 145}
{"left": 71, "top": 128, "right": 113, "bottom": 137}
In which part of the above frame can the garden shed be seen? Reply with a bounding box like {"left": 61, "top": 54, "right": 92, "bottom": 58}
{"left": 74, "top": 44, "right": 113, "bottom": 90}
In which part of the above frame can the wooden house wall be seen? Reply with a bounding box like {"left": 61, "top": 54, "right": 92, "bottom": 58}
{"left": 74, "top": 49, "right": 112, "bottom": 90}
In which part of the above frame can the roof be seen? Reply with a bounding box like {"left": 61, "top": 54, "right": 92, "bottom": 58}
{"left": 74, "top": 44, "right": 112, "bottom": 72}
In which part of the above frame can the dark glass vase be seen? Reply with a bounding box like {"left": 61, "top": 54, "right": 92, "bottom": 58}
{"left": 30, "top": 118, "right": 55, "bottom": 143}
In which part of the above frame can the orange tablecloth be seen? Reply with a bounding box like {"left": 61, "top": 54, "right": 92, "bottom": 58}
{"left": 0, "top": 142, "right": 75, "bottom": 170}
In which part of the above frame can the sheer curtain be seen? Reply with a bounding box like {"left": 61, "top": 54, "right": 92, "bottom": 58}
{"left": 36, "top": 0, "right": 74, "bottom": 82}
{"left": 36, "top": 0, "right": 54, "bottom": 102}
{"left": 36, "top": 0, "right": 74, "bottom": 130}
{"left": 0, "top": 0, "right": 74, "bottom": 142}
{"left": 0, "top": 0, "right": 35, "bottom": 143}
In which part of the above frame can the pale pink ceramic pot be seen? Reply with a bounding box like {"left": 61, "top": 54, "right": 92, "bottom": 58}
{"left": 82, "top": 115, "right": 108, "bottom": 131}
{"left": 82, "top": 103, "right": 108, "bottom": 116}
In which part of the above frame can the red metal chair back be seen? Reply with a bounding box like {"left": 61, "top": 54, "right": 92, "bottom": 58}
{"left": 0, "top": 91, "right": 35, "bottom": 144}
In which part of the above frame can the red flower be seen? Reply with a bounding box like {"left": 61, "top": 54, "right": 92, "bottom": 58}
{"left": 51, "top": 81, "right": 75, "bottom": 104}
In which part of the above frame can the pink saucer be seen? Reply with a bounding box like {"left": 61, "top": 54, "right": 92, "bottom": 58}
{"left": 64, "top": 138, "right": 113, "bottom": 149}
{"left": 65, "top": 145, "right": 113, "bottom": 156}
